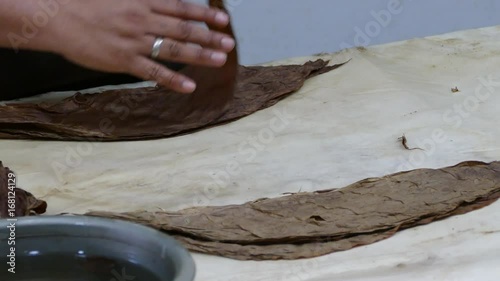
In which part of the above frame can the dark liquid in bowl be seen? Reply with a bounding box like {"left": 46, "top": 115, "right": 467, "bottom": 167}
{"left": 2, "top": 254, "right": 162, "bottom": 281}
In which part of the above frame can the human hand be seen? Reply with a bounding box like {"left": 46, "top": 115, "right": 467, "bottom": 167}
{"left": 48, "top": 0, "right": 235, "bottom": 93}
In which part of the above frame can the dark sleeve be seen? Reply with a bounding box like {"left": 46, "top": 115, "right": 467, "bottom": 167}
{"left": 0, "top": 48, "right": 185, "bottom": 101}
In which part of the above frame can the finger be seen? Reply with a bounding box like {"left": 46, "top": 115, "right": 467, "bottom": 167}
{"left": 143, "top": 36, "right": 228, "bottom": 67}
{"left": 148, "top": 15, "right": 235, "bottom": 51}
{"left": 129, "top": 56, "right": 196, "bottom": 93}
{"left": 150, "top": 0, "right": 229, "bottom": 27}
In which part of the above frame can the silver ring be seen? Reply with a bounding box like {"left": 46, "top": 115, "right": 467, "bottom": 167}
{"left": 151, "top": 37, "right": 164, "bottom": 59}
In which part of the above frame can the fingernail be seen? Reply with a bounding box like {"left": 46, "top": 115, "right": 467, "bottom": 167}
{"left": 215, "top": 12, "right": 229, "bottom": 24}
{"left": 182, "top": 81, "right": 196, "bottom": 92}
{"left": 211, "top": 52, "right": 227, "bottom": 63}
{"left": 221, "top": 37, "right": 235, "bottom": 49}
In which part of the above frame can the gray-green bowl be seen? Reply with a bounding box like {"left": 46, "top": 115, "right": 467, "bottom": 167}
{"left": 0, "top": 215, "right": 196, "bottom": 281}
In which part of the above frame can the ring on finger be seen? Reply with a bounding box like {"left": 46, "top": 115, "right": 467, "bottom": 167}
{"left": 151, "top": 37, "right": 164, "bottom": 59}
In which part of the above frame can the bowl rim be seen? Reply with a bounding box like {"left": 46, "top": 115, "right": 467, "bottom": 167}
{"left": 0, "top": 215, "right": 196, "bottom": 281}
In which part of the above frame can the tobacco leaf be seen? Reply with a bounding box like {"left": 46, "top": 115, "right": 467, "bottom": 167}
{"left": 86, "top": 161, "right": 500, "bottom": 260}
{"left": 0, "top": 162, "right": 47, "bottom": 218}
{"left": 0, "top": 60, "right": 344, "bottom": 141}
{"left": 0, "top": 0, "right": 347, "bottom": 141}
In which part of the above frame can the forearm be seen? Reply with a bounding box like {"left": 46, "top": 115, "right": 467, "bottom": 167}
{"left": 0, "top": 0, "right": 59, "bottom": 53}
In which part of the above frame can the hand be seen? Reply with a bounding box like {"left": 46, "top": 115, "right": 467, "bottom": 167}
{"left": 48, "top": 0, "right": 235, "bottom": 93}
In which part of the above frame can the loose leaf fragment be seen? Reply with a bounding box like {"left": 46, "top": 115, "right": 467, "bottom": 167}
{"left": 0, "top": 162, "right": 47, "bottom": 218}
{"left": 398, "top": 134, "right": 424, "bottom": 151}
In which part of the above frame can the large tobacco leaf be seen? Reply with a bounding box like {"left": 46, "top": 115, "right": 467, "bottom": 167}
{"left": 87, "top": 161, "right": 500, "bottom": 260}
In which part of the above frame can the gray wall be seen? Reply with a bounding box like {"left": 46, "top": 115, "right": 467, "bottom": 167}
{"left": 196, "top": 0, "right": 500, "bottom": 64}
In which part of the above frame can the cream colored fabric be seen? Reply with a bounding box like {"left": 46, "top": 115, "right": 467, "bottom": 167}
{"left": 3, "top": 26, "right": 500, "bottom": 280}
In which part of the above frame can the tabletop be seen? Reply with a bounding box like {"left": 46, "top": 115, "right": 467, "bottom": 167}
{"left": 2, "top": 25, "right": 500, "bottom": 281}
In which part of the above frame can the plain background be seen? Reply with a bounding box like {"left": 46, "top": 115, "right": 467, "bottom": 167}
{"left": 191, "top": 0, "right": 500, "bottom": 65}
